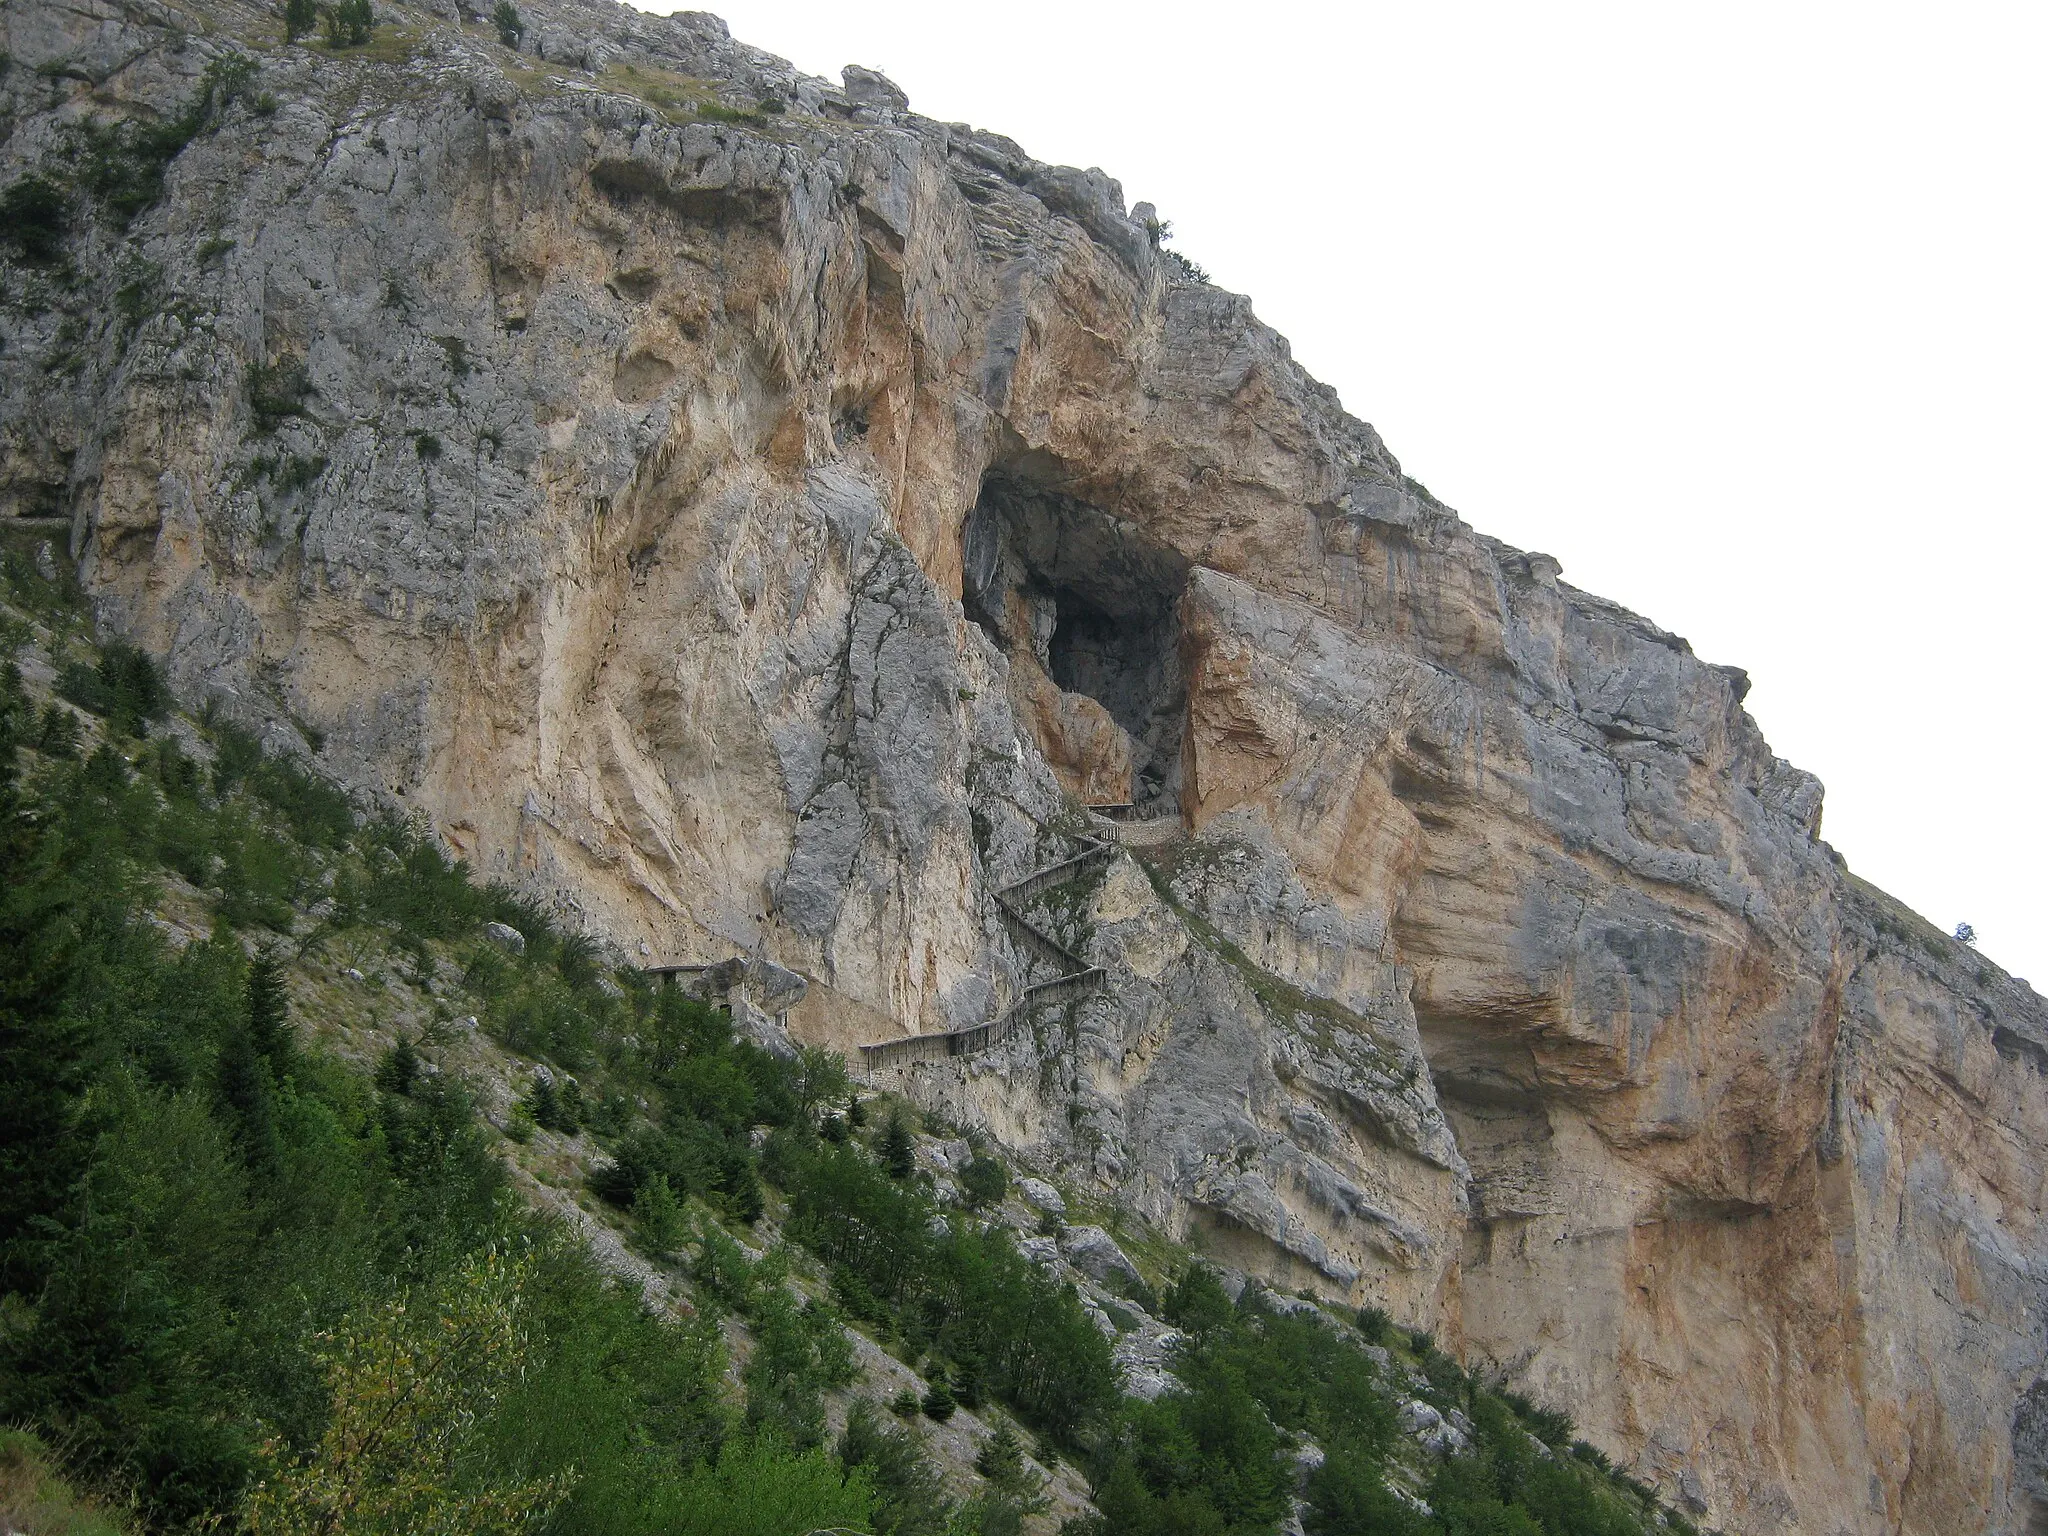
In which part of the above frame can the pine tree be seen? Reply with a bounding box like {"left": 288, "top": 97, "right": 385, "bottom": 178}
{"left": 374, "top": 1035, "right": 420, "bottom": 1096}
{"left": 35, "top": 705, "right": 80, "bottom": 759}
{"left": 880, "top": 1109, "right": 915, "bottom": 1181}
{"left": 630, "top": 1173, "right": 686, "bottom": 1259}
{"left": 919, "top": 1374, "right": 956, "bottom": 1423}
{"left": 554, "top": 1074, "right": 583, "bottom": 1134}
{"left": 0, "top": 708, "right": 87, "bottom": 1285}
{"left": 217, "top": 1024, "right": 281, "bottom": 1175}
{"left": 1163, "top": 1264, "right": 1236, "bottom": 1337}
{"left": 492, "top": 0, "right": 524, "bottom": 48}
{"left": 525, "top": 1074, "right": 560, "bottom": 1131}
{"left": 960, "top": 1154, "right": 1007, "bottom": 1209}
{"left": 953, "top": 1347, "right": 985, "bottom": 1409}
{"left": 975, "top": 1420, "right": 1047, "bottom": 1510}
{"left": 975, "top": 1420, "right": 1023, "bottom": 1484}
{"left": 839, "top": 1400, "right": 956, "bottom": 1535}
{"left": 282, "top": 0, "right": 318, "bottom": 41}
{"left": 246, "top": 947, "right": 292, "bottom": 1068}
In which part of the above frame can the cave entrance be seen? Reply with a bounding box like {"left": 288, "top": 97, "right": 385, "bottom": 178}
{"left": 964, "top": 471, "right": 1188, "bottom": 810}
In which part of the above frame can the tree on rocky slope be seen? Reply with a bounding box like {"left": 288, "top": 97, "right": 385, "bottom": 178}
{"left": 241, "top": 1249, "right": 567, "bottom": 1536}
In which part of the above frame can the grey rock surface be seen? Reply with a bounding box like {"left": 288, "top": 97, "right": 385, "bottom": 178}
{"left": 1058, "top": 1224, "right": 1143, "bottom": 1288}
{"left": 1015, "top": 1177, "right": 1066, "bottom": 1218}
{"left": 483, "top": 922, "right": 527, "bottom": 954}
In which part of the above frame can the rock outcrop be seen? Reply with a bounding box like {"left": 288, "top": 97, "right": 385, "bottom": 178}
{"left": 4, "top": 1, "right": 2043, "bottom": 1530}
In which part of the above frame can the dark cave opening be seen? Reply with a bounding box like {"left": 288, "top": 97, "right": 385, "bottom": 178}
{"left": 963, "top": 470, "right": 1189, "bottom": 808}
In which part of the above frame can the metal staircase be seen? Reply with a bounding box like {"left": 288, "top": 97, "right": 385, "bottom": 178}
{"left": 857, "top": 804, "right": 1179, "bottom": 1073}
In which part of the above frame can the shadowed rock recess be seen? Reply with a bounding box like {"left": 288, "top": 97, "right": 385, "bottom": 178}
{"left": 5, "top": 0, "right": 2044, "bottom": 1530}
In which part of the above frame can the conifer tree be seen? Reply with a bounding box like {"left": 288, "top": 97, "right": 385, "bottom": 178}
{"left": 525, "top": 1073, "right": 561, "bottom": 1131}
{"left": 839, "top": 1400, "right": 955, "bottom": 1536}
{"left": 0, "top": 690, "right": 86, "bottom": 1283}
{"left": 35, "top": 705, "right": 80, "bottom": 758}
{"left": 217, "top": 1024, "right": 281, "bottom": 1175}
{"left": 880, "top": 1109, "right": 915, "bottom": 1181}
{"left": 975, "top": 1420, "right": 1048, "bottom": 1510}
{"left": 554, "top": 1074, "right": 583, "bottom": 1133}
{"left": 246, "top": 947, "right": 292, "bottom": 1067}
{"left": 630, "top": 1173, "right": 686, "bottom": 1260}
{"left": 960, "top": 1153, "right": 1008, "bottom": 1209}
{"left": 374, "top": 1034, "right": 420, "bottom": 1096}
{"left": 492, "top": 0, "right": 524, "bottom": 48}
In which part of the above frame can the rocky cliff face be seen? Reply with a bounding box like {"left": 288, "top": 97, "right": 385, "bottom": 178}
{"left": 5, "top": 1, "right": 2044, "bottom": 1529}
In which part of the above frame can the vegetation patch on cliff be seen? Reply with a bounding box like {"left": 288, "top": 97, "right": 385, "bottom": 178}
{"left": 1135, "top": 844, "right": 1400, "bottom": 1071}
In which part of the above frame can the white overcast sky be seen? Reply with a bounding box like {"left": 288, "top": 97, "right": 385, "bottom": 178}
{"left": 641, "top": 2, "right": 2048, "bottom": 986}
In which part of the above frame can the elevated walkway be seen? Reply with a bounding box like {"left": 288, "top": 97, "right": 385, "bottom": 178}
{"left": 859, "top": 804, "right": 1178, "bottom": 1074}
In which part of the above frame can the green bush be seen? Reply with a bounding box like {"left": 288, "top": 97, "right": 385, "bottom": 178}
{"left": 1, "top": 175, "right": 68, "bottom": 263}
{"left": 70, "top": 55, "right": 260, "bottom": 225}
{"left": 630, "top": 1172, "right": 686, "bottom": 1259}
{"left": 493, "top": 0, "right": 524, "bottom": 48}
{"left": 960, "top": 1152, "right": 1008, "bottom": 1208}
{"left": 282, "top": 0, "right": 318, "bottom": 40}
{"left": 247, "top": 358, "right": 311, "bottom": 429}
{"left": 56, "top": 640, "right": 170, "bottom": 737}
{"left": 323, "top": 0, "right": 374, "bottom": 47}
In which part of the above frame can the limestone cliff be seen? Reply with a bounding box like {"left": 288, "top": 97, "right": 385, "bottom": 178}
{"left": 3, "top": 1, "right": 2043, "bottom": 1530}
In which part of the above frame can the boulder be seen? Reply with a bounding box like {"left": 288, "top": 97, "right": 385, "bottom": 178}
{"left": 840, "top": 64, "right": 907, "bottom": 112}
{"left": 483, "top": 922, "right": 525, "bottom": 955}
{"left": 1015, "top": 1177, "right": 1065, "bottom": 1219}
{"left": 1058, "top": 1225, "right": 1143, "bottom": 1289}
